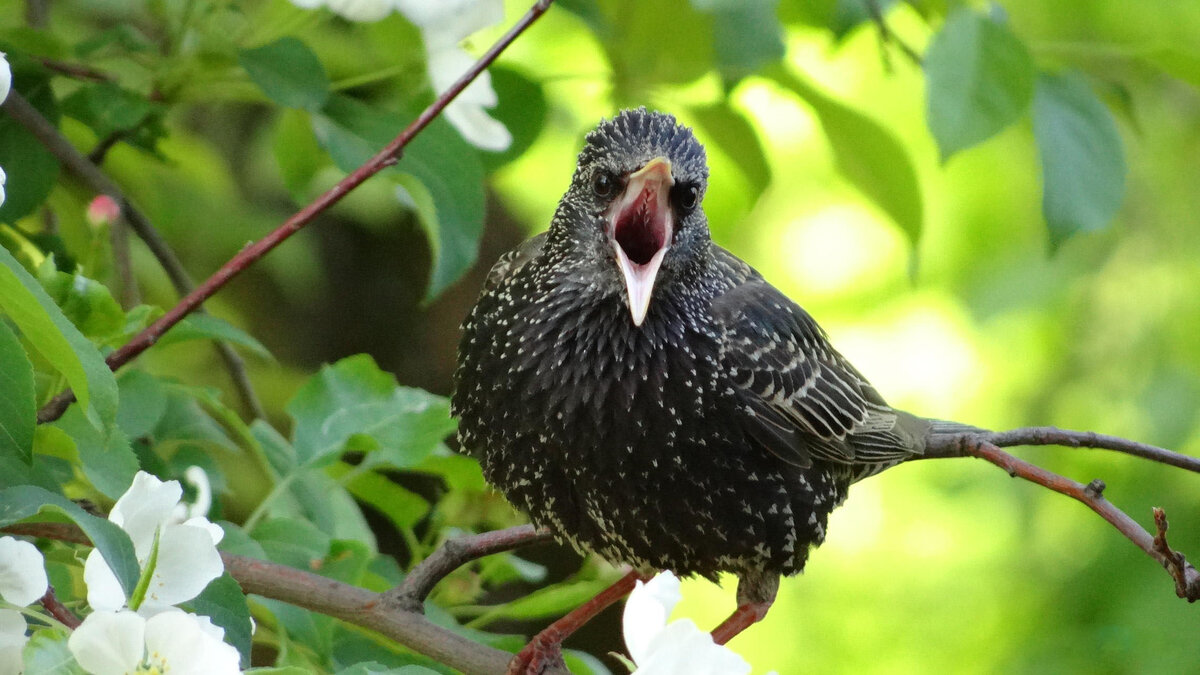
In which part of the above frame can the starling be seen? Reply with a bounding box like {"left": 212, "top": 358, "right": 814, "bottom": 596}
{"left": 453, "top": 108, "right": 954, "bottom": 644}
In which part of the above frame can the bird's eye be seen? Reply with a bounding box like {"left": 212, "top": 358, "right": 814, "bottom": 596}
{"left": 592, "top": 171, "right": 619, "bottom": 198}
{"left": 672, "top": 182, "right": 700, "bottom": 213}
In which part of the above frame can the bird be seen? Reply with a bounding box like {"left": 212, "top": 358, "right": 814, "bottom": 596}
{"left": 452, "top": 108, "right": 963, "bottom": 656}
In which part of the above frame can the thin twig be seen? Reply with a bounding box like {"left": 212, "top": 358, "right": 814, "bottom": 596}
{"left": 4, "top": 522, "right": 540, "bottom": 675}
{"left": 1153, "top": 508, "right": 1195, "bottom": 601}
{"left": 983, "top": 426, "right": 1200, "bottom": 473}
{"left": 924, "top": 433, "right": 1200, "bottom": 601}
{"left": 40, "top": 586, "right": 82, "bottom": 629}
{"left": 386, "top": 525, "right": 554, "bottom": 612}
{"left": 33, "top": 0, "right": 557, "bottom": 426}
{"left": 2, "top": 91, "right": 265, "bottom": 421}
{"left": 864, "top": 0, "right": 922, "bottom": 67}
{"left": 39, "top": 58, "right": 114, "bottom": 82}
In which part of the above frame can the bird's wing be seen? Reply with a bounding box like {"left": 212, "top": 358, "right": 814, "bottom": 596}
{"left": 483, "top": 233, "right": 547, "bottom": 293}
{"left": 711, "top": 279, "right": 915, "bottom": 468}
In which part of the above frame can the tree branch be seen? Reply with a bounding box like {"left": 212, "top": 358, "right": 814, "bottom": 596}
{"left": 386, "top": 524, "right": 553, "bottom": 612}
{"left": 32, "top": 0, "right": 557, "bottom": 426}
{"left": 2, "top": 90, "right": 265, "bottom": 421}
{"left": 982, "top": 426, "right": 1200, "bottom": 473}
{"left": 923, "top": 431, "right": 1200, "bottom": 602}
{"left": 865, "top": 0, "right": 922, "bottom": 68}
{"left": 3, "top": 521, "right": 562, "bottom": 675}
{"left": 40, "top": 585, "right": 82, "bottom": 629}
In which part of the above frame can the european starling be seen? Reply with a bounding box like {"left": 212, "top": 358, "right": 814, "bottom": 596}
{"left": 453, "top": 108, "right": 953, "bottom": 642}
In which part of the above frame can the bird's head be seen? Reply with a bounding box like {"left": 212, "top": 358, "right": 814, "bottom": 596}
{"left": 551, "top": 108, "right": 710, "bottom": 327}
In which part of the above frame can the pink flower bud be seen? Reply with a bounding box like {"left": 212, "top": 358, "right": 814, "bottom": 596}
{"left": 86, "top": 195, "right": 121, "bottom": 227}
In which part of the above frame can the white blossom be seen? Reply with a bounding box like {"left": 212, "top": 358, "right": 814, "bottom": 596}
{"left": 282, "top": 0, "right": 511, "bottom": 150}
{"left": 68, "top": 609, "right": 240, "bottom": 675}
{"left": 0, "top": 609, "right": 28, "bottom": 675}
{"left": 622, "top": 572, "right": 759, "bottom": 675}
{"left": 0, "top": 52, "right": 10, "bottom": 105}
{"left": 0, "top": 538, "right": 47, "bottom": 608}
{"left": 83, "top": 471, "right": 224, "bottom": 616}
{"left": 400, "top": 0, "right": 512, "bottom": 151}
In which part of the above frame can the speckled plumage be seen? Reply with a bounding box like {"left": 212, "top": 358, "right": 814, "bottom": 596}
{"left": 453, "top": 109, "right": 936, "bottom": 597}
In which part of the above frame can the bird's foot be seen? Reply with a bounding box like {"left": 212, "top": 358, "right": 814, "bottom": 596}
{"left": 710, "top": 600, "right": 772, "bottom": 645}
{"left": 505, "top": 627, "right": 567, "bottom": 675}
{"left": 711, "top": 574, "right": 779, "bottom": 645}
{"left": 506, "top": 569, "right": 647, "bottom": 674}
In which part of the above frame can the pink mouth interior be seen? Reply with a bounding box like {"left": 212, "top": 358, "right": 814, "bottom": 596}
{"left": 614, "top": 189, "right": 666, "bottom": 265}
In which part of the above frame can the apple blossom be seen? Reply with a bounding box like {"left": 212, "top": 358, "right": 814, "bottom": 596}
{"left": 68, "top": 609, "right": 240, "bottom": 675}
{"left": 623, "top": 572, "right": 770, "bottom": 675}
{"left": 83, "top": 471, "right": 224, "bottom": 616}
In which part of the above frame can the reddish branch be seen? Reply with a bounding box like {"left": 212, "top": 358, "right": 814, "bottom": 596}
{"left": 923, "top": 432, "right": 1200, "bottom": 602}
{"left": 40, "top": 586, "right": 82, "bottom": 629}
{"left": 32, "top": 0, "right": 555, "bottom": 425}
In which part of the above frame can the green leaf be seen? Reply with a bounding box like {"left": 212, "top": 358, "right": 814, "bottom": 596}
{"left": 38, "top": 261, "right": 127, "bottom": 344}
{"left": 53, "top": 405, "right": 138, "bottom": 500}
{"left": 694, "top": 0, "right": 786, "bottom": 82}
{"left": 252, "top": 517, "right": 331, "bottom": 569}
{"left": 314, "top": 95, "right": 486, "bottom": 300}
{"left": 22, "top": 629, "right": 83, "bottom": 675}
{"left": 0, "top": 64, "right": 61, "bottom": 223}
{"left": 239, "top": 37, "right": 331, "bottom": 111}
{"left": 0, "top": 485, "right": 139, "bottom": 599}
{"left": 690, "top": 103, "right": 772, "bottom": 192}
{"left": 829, "top": 0, "right": 896, "bottom": 39}
{"left": 157, "top": 313, "right": 272, "bottom": 359}
{"left": 189, "top": 573, "right": 253, "bottom": 668}
{"left": 286, "top": 354, "right": 455, "bottom": 467}
{"left": 468, "top": 577, "right": 613, "bottom": 626}
{"left": 1032, "top": 72, "right": 1126, "bottom": 247}
{"left": 769, "top": 67, "right": 923, "bottom": 243}
{"left": 0, "top": 246, "right": 118, "bottom": 430}
{"left": 480, "top": 67, "right": 548, "bottom": 172}
{"left": 924, "top": 9, "right": 1035, "bottom": 160}
{"left": 116, "top": 369, "right": 168, "bottom": 439}
{"left": 0, "top": 320, "right": 36, "bottom": 465}
{"left": 60, "top": 81, "right": 165, "bottom": 153}
{"left": 273, "top": 108, "right": 328, "bottom": 201}
{"left": 330, "top": 463, "right": 429, "bottom": 531}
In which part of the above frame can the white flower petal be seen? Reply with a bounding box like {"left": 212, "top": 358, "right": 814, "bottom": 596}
{"left": 83, "top": 549, "right": 127, "bottom": 613}
{"left": 181, "top": 517, "right": 224, "bottom": 546}
{"left": 444, "top": 102, "right": 512, "bottom": 152}
{"left": 109, "top": 472, "right": 182, "bottom": 556}
{"left": 0, "top": 609, "right": 27, "bottom": 675}
{"left": 182, "top": 466, "right": 213, "bottom": 520}
{"left": 0, "top": 166, "right": 6, "bottom": 208}
{"left": 288, "top": 0, "right": 325, "bottom": 7}
{"left": 0, "top": 52, "right": 10, "bottom": 105}
{"left": 394, "top": 0, "right": 502, "bottom": 36}
{"left": 427, "top": 47, "right": 496, "bottom": 104}
{"left": 0, "top": 537, "right": 48, "bottom": 607}
{"left": 623, "top": 572, "right": 680, "bottom": 664}
{"left": 634, "top": 618, "right": 751, "bottom": 675}
{"left": 144, "top": 610, "right": 241, "bottom": 675}
{"left": 139, "top": 522, "right": 224, "bottom": 611}
{"left": 326, "top": 0, "right": 392, "bottom": 22}
{"left": 68, "top": 610, "right": 146, "bottom": 675}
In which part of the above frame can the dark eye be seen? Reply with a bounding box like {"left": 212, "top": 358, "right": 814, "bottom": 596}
{"left": 592, "top": 171, "right": 618, "bottom": 198}
{"left": 672, "top": 182, "right": 700, "bottom": 213}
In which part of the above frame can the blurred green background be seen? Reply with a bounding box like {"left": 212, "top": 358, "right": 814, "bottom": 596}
{"left": 4, "top": 0, "right": 1200, "bottom": 671}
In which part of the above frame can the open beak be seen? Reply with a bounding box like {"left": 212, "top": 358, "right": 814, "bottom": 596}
{"left": 607, "top": 157, "right": 674, "bottom": 327}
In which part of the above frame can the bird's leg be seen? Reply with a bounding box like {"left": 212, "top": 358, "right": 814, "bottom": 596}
{"left": 710, "top": 574, "right": 780, "bottom": 645}
{"left": 506, "top": 569, "right": 647, "bottom": 675}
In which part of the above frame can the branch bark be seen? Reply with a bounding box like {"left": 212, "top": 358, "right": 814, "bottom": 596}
{"left": 923, "top": 430, "right": 1200, "bottom": 602}
{"left": 3, "top": 522, "right": 553, "bottom": 675}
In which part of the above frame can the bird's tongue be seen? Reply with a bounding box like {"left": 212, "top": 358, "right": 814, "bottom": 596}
{"left": 611, "top": 181, "right": 672, "bottom": 327}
